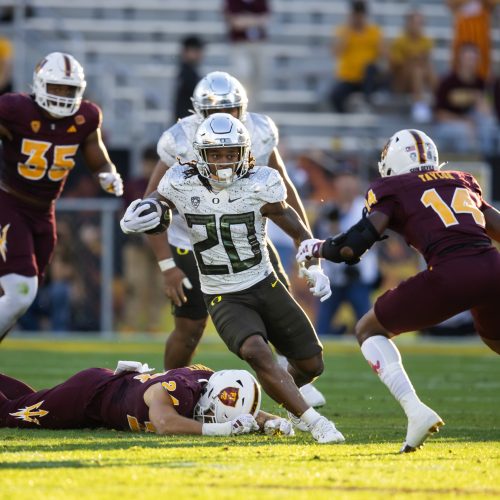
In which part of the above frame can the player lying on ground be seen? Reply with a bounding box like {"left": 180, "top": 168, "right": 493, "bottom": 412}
{"left": 0, "top": 362, "right": 293, "bottom": 437}
{"left": 297, "top": 128, "right": 500, "bottom": 452}
{"left": 120, "top": 113, "right": 344, "bottom": 444}
{"left": 145, "top": 71, "right": 325, "bottom": 408}
{"left": 0, "top": 52, "right": 123, "bottom": 343}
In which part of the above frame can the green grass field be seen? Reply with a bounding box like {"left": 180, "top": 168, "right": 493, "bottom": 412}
{"left": 1, "top": 336, "right": 499, "bottom": 499}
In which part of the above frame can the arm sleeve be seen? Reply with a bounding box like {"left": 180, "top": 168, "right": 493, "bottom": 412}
{"left": 364, "top": 179, "right": 397, "bottom": 219}
{"left": 468, "top": 173, "right": 492, "bottom": 211}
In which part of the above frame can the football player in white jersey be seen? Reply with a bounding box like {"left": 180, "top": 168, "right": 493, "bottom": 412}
{"left": 144, "top": 71, "right": 325, "bottom": 407}
{"left": 121, "top": 114, "right": 344, "bottom": 444}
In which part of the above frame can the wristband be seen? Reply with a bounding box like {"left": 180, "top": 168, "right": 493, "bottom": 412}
{"left": 158, "top": 258, "right": 176, "bottom": 272}
{"left": 202, "top": 422, "right": 232, "bottom": 436}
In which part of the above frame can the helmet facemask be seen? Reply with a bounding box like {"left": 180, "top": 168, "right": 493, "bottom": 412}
{"left": 33, "top": 52, "right": 86, "bottom": 118}
{"left": 193, "top": 113, "right": 251, "bottom": 188}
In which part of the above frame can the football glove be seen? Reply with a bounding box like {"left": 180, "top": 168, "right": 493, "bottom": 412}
{"left": 299, "top": 264, "right": 332, "bottom": 302}
{"left": 296, "top": 238, "right": 324, "bottom": 263}
{"left": 230, "top": 414, "right": 260, "bottom": 435}
{"left": 98, "top": 171, "right": 124, "bottom": 197}
{"left": 120, "top": 199, "right": 161, "bottom": 234}
{"left": 264, "top": 418, "right": 295, "bottom": 437}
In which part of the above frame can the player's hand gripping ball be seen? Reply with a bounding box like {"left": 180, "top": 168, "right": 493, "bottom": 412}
{"left": 137, "top": 199, "right": 172, "bottom": 235}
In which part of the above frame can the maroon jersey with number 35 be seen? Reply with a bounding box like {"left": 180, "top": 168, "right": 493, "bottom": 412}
{"left": 0, "top": 92, "right": 100, "bottom": 204}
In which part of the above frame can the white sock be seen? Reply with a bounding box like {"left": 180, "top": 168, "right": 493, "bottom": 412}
{"left": 361, "top": 335, "right": 422, "bottom": 416}
{"left": 300, "top": 407, "right": 321, "bottom": 426}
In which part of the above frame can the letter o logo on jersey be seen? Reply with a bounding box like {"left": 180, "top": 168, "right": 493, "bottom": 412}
{"left": 212, "top": 198, "right": 220, "bottom": 204}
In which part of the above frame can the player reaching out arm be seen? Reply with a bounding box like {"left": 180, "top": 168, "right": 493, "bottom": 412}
{"left": 0, "top": 52, "right": 123, "bottom": 343}
{"left": 297, "top": 128, "right": 500, "bottom": 452}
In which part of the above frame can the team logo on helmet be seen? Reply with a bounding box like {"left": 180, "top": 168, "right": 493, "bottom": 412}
{"left": 218, "top": 387, "right": 239, "bottom": 407}
{"left": 191, "top": 196, "right": 201, "bottom": 208}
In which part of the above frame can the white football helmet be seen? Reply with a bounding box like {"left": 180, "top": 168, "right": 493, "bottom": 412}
{"left": 193, "top": 113, "right": 251, "bottom": 187}
{"left": 32, "top": 52, "right": 87, "bottom": 118}
{"left": 193, "top": 369, "right": 262, "bottom": 424}
{"left": 191, "top": 71, "right": 248, "bottom": 121}
{"left": 378, "top": 129, "right": 440, "bottom": 177}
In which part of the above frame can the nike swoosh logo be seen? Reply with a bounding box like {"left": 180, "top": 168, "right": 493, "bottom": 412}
{"left": 271, "top": 279, "right": 278, "bottom": 288}
{"left": 228, "top": 197, "right": 242, "bottom": 203}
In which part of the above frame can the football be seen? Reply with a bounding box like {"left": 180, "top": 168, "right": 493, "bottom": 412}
{"left": 138, "top": 199, "right": 171, "bottom": 235}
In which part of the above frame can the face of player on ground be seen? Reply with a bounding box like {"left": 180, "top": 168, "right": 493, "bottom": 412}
{"left": 205, "top": 146, "right": 241, "bottom": 184}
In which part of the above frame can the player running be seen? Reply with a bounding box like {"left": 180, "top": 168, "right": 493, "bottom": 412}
{"left": 297, "top": 129, "right": 500, "bottom": 452}
{"left": 144, "top": 71, "right": 325, "bottom": 408}
{"left": 121, "top": 113, "right": 344, "bottom": 444}
{"left": 0, "top": 52, "right": 123, "bottom": 342}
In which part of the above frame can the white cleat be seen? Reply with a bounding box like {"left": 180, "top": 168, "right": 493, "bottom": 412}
{"left": 400, "top": 404, "right": 444, "bottom": 453}
{"left": 300, "top": 383, "right": 326, "bottom": 408}
{"left": 310, "top": 416, "right": 345, "bottom": 444}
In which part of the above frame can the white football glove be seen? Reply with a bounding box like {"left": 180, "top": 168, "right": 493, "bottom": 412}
{"left": 99, "top": 171, "right": 124, "bottom": 197}
{"left": 120, "top": 199, "right": 160, "bottom": 234}
{"left": 299, "top": 264, "right": 332, "bottom": 302}
{"left": 229, "top": 414, "right": 260, "bottom": 435}
{"left": 264, "top": 418, "right": 295, "bottom": 437}
{"left": 296, "top": 238, "right": 324, "bottom": 264}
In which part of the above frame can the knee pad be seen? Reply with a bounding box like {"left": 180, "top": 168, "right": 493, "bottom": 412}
{"left": 0, "top": 274, "right": 38, "bottom": 317}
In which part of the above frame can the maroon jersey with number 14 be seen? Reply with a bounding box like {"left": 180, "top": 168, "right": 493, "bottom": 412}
{"left": 365, "top": 169, "right": 500, "bottom": 340}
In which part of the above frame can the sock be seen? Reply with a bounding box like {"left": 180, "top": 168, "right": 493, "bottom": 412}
{"left": 361, "top": 335, "right": 421, "bottom": 416}
{"left": 300, "top": 407, "right": 321, "bottom": 426}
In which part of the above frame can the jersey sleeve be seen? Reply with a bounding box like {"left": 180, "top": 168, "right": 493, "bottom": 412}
{"left": 157, "top": 129, "right": 177, "bottom": 165}
{"left": 466, "top": 173, "right": 493, "bottom": 211}
{"left": 263, "top": 114, "right": 279, "bottom": 148}
{"left": 364, "top": 177, "right": 397, "bottom": 218}
{"left": 254, "top": 168, "right": 287, "bottom": 204}
{"left": 157, "top": 167, "right": 177, "bottom": 202}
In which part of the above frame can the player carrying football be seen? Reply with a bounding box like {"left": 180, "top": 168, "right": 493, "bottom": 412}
{"left": 0, "top": 52, "right": 123, "bottom": 342}
{"left": 120, "top": 113, "right": 344, "bottom": 444}
{"left": 144, "top": 71, "right": 325, "bottom": 407}
{"left": 297, "top": 129, "right": 500, "bottom": 452}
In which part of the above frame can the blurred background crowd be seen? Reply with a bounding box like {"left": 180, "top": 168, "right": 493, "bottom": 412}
{"left": 1, "top": 0, "right": 499, "bottom": 338}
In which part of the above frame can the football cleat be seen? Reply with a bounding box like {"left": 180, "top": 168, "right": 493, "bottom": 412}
{"left": 310, "top": 416, "right": 345, "bottom": 444}
{"left": 400, "top": 404, "right": 444, "bottom": 453}
{"left": 300, "top": 383, "right": 326, "bottom": 408}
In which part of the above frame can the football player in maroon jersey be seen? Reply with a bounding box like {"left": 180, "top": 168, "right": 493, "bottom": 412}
{"left": 0, "top": 52, "right": 123, "bottom": 342}
{"left": 0, "top": 363, "right": 294, "bottom": 437}
{"left": 297, "top": 129, "right": 500, "bottom": 453}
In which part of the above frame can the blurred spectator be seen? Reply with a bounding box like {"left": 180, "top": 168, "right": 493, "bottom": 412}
{"left": 448, "top": 0, "right": 497, "bottom": 81}
{"left": 0, "top": 35, "right": 13, "bottom": 95}
{"left": 330, "top": 0, "right": 385, "bottom": 113}
{"left": 173, "top": 35, "right": 205, "bottom": 122}
{"left": 223, "top": 0, "right": 270, "bottom": 109}
{"left": 434, "top": 43, "right": 498, "bottom": 156}
{"left": 120, "top": 147, "right": 166, "bottom": 332}
{"left": 313, "top": 168, "right": 378, "bottom": 336}
{"left": 389, "top": 11, "right": 437, "bottom": 124}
